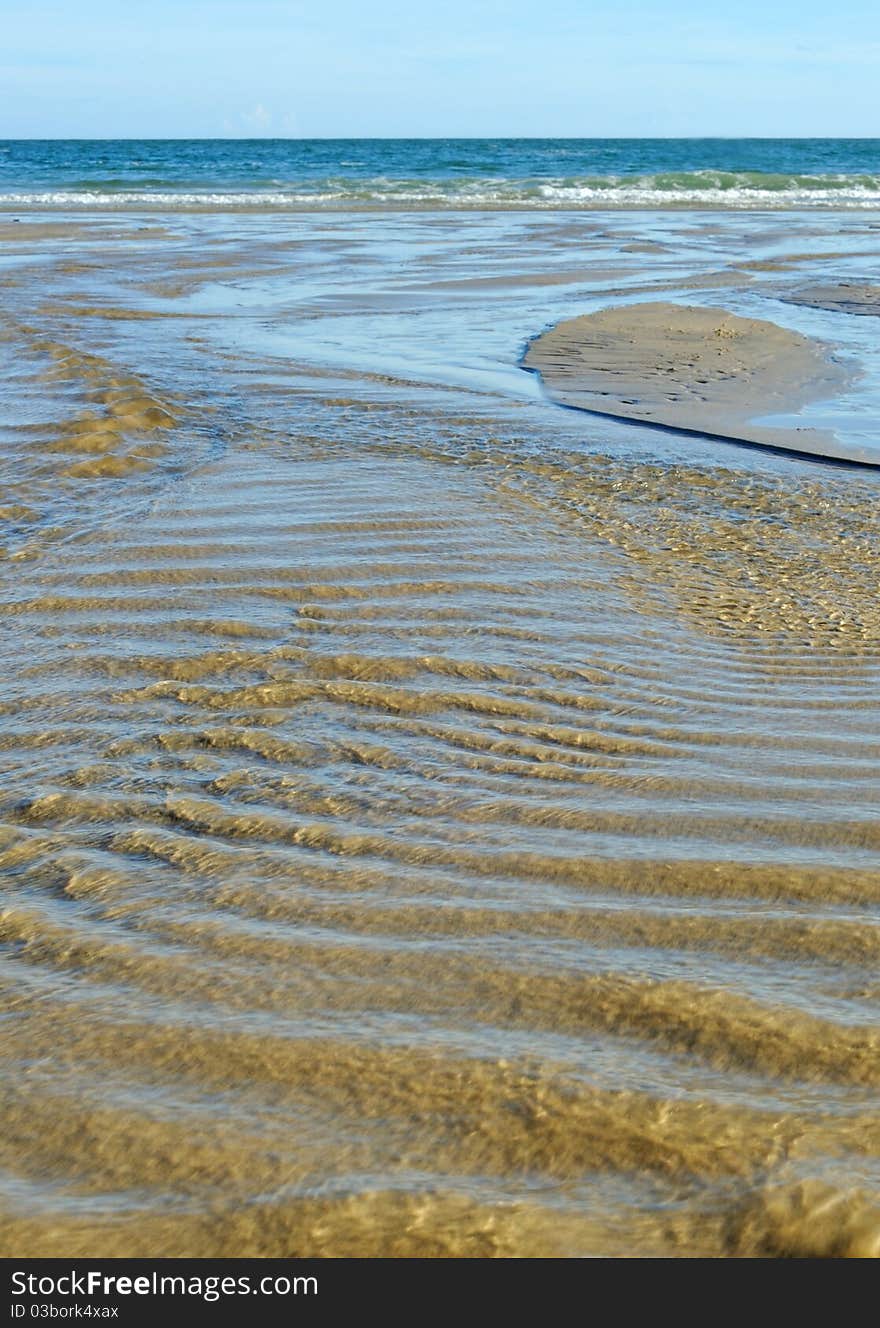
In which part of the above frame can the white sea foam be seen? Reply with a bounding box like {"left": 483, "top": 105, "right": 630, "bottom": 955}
{"left": 3, "top": 172, "right": 880, "bottom": 210}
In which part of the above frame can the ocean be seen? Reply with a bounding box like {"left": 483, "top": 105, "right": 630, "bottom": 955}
{"left": 1, "top": 137, "right": 879, "bottom": 208}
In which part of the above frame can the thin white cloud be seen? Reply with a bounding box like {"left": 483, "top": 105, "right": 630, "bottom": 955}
{"left": 242, "top": 103, "right": 273, "bottom": 132}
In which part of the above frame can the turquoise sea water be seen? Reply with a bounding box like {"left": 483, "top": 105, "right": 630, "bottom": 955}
{"left": 1, "top": 138, "right": 879, "bottom": 207}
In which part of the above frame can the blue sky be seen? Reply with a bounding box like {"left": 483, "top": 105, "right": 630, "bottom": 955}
{"left": 1, "top": 0, "right": 879, "bottom": 138}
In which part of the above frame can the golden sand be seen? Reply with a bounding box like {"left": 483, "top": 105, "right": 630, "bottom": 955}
{"left": 0, "top": 216, "right": 879, "bottom": 1257}
{"left": 523, "top": 301, "right": 851, "bottom": 458}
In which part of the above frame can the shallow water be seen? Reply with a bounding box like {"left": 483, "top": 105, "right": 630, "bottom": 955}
{"left": 1, "top": 208, "right": 880, "bottom": 1257}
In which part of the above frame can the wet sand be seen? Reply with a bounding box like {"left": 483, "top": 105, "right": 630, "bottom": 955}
{"left": 783, "top": 282, "right": 880, "bottom": 317}
{"left": 1, "top": 212, "right": 880, "bottom": 1258}
{"left": 523, "top": 302, "right": 857, "bottom": 461}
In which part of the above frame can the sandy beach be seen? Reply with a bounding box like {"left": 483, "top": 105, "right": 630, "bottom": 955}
{"left": 783, "top": 282, "right": 880, "bottom": 317}
{"left": 523, "top": 301, "right": 855, "bottom": 460}
{"left": 1, "top": 204, "right": 880, "bottom": 1258}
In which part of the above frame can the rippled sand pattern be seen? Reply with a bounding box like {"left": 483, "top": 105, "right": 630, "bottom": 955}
{"left": 0, "top": 321, "right": 181, "bottom": 556}
{"left": 1, "top": 214, "right": 880, "bottom": 1257}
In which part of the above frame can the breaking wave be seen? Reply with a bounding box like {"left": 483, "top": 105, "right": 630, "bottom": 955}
{"left": 4, "top": 171, "right": 880, "bottom": 210}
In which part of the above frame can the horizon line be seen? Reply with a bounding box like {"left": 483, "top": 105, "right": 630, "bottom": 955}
{"left": 2, "top": 134, "right": 880, "bottom": 143}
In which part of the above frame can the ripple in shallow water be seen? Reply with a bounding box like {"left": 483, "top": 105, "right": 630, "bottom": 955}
{"left": 0, "top": 213, "right": 879, "bottom": 1257}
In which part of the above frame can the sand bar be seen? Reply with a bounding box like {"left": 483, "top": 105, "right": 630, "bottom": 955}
{"left": 522, "top": 301, "right": 872, "bottom": 463}
{"left": 783, "top": 282, "right": 880, "bottom": 317}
